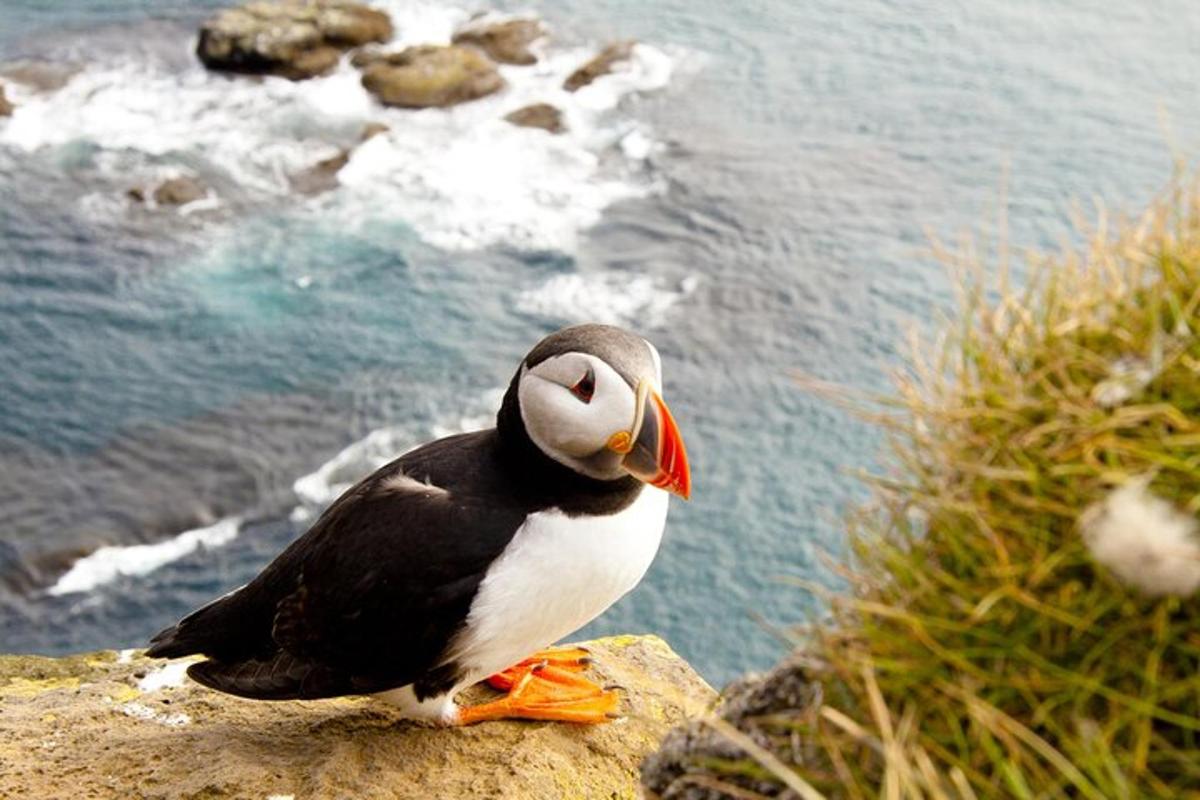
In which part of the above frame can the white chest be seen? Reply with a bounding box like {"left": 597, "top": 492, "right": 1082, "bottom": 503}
{"left": 449, "top": 487, "right": 669, "bottom": 682}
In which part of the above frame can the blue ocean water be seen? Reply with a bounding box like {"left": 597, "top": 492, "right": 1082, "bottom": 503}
{"left": 0, "top": 0, "right": 1197, "bottom": 685}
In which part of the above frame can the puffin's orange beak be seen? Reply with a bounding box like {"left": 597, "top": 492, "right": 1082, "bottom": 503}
{"left": 609, "top": 382, "right": 691, "bottom": 500}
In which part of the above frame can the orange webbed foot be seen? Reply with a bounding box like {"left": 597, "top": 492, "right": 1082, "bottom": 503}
{"left": 483, "top": 646, "right": 593, "bottom": 691}
{"left": 457, "top": 648, "right": 619, "bottom": 725}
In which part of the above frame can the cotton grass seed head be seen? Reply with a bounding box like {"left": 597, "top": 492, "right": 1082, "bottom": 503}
{"left": 1079, "top": 478, "right": 1200, "bottom": 597}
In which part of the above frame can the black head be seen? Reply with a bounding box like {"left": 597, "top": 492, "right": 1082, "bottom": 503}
{"left": 497, "top": 324, "right": 690, "bottom": 499}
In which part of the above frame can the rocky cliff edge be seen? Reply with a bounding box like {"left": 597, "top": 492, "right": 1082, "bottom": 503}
{"left": 0, "top": 634, "right": 714, "bottom": 799}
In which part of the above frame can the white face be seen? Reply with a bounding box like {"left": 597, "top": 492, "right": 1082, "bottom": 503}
{"left": 518, "top": 348, "right": 658, "bottom": 480}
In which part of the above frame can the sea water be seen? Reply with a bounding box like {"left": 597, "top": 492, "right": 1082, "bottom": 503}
{"left": 0, "top": 0, "right": 1196, "bottom": 684}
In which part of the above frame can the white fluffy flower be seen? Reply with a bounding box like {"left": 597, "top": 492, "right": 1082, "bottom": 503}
{"left": 1079, "top": 479, "right": 1200, "bottom": 597}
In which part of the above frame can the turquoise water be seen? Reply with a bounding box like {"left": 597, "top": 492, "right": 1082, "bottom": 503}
{"left": 1, "top": 1, "right": 1197, "bottom": 685}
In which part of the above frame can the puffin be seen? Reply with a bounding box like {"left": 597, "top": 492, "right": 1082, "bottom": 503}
{"left": 146, "top": 323, "right": 691, "bottom": 725}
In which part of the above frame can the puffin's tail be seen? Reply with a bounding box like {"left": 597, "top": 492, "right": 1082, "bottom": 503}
{"left": 145, "top": 621, "right": 193, "bottom": 659}
{"left": 184, "top": 652, "right": 348, "bottom": 700}
{"left": 144, "top": 585, "right": 256, "bottom": 659}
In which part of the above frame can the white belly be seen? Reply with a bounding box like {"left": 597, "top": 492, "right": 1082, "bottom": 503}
{"left": 448, "top": 487, "right": 669, "bottom": 683}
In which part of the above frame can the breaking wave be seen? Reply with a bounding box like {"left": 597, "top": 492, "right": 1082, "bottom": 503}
{"left": 47, "top": 517, "right": 241, "bottom": 596}
{"left": 291, "top": 387, "right": 504, "bottom": 520}
{"left": 516, "top": 272, "right": 699, "bottom": 328}
{"left": 0, "top": 2, "right": 677, "bottom": 252}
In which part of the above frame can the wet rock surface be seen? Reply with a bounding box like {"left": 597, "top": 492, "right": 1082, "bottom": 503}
{"left": 1, "top": 635, "right": 714, "bottom": 800}
{"left": 152, "top": 176, "right": 208, "bottom": 206}
{"left": 127, "top": 177, "right": 209, "bottom": 207}
{"left": 452, "top": 17, "right": 544, "bottom": 66}
{"left": 359, "top": 45, "right": 504, "bottom": 108}
{"left": 564, "top": 40, "right": 636, "bottom": 92}
{"left": 504, "top": 102, "right": 565, "bottom": 134}
{"left": 289, "top": 150, "right": 351, "bottom": 195}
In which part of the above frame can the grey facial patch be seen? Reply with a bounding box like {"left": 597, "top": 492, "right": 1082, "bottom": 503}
{"left": 523, "top": 324, "right": 657, "bottom": 389}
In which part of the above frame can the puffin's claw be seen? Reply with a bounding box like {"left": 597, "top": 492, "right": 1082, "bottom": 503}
{"left": 459, "top": 648, "right": 619, "bottom": 725}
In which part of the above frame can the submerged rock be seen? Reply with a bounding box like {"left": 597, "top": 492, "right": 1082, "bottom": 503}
{"left": 196, "top": 0, "right": 393, "bottom": 81}
{"left": 563, "top": 40, "right": 636, "bottom": 91}
{"left": 0, "top": 60, "right": 79, "bottom": 94}
{"left": 360, "top": 45, "right": 504, "bottom": 108}
{"left": 288, "top": 123, "right": 386, "bottom": 196}
{"left": 128, "top": 176, "right": 209, "bottom": 207}
{"left": 152, "top": 176, "right": 208, "bottom": 206}
{"left": 359, "top": 121, "right": 389, "bottom": 140}
{"left": 0, "top": 635, "right": 714, "bottom": 799}
{"left": 452, "top": 17, "right": 544, "bottom": 66}
{"left": 504, "top": 102, "right": 565, "bottom": 134}
{"left": 0, "top": 83, "right": 11, "bottom": 117}
{"left": 289, "top": 149, "right": 351, "bottom": 195}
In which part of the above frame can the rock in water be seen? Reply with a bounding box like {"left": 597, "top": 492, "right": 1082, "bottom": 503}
{"left": 152, "top": 177, "right": 208, "bottom": 206}
{"left": 504, "top": 103, "right": 565, "bottom": 134}
{"left": 563, "top": 40, "right": 636, "bottom": 92}
{"left": 0, "top": 60, "right": 79, "bottom": 94}
{"left": 0, "top": 83, "right": 13, "bottom": 117}
{"left": 0, "top": 635, "right": 714, "bottom": 799}
{"left": 197, "top": 0, "right": 393, "bottom": 81}
{"left": 360, "top": 45, "right": 504, "bottom": 108}
{"left": 452, "top": 18, "right": 544, "bottom": 66}
{"left": 289, "top": 149, "right": 351, "bottom": 195}
{"left": 359, "top": 121, "right": 389, "bottom": 140}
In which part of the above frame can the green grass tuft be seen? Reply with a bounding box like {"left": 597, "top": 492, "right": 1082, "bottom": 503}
{"left": 733, "top": 180, "right": 1200, "bottom": 799}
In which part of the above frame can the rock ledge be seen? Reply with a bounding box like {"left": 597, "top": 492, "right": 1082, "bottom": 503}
{"left": 0, "top": 634, "right": 713, "bottom": 800}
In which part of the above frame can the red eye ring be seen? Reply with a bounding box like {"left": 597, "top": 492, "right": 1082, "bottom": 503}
{"left": 570, "top": 367, "right": 595, "bottom": 403}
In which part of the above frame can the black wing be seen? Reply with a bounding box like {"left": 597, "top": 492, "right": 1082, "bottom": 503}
{"left": 146, "top": 430, "right": 530, "bottom": 700}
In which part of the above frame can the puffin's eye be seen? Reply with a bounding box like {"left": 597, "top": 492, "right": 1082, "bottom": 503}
{"left": 569, "top": 367, "right": 595, "bottom": 403}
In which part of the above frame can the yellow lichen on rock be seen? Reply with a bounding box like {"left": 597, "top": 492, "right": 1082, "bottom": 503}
{"left": 0, "top": 635, "right": 713, "bottom": 799}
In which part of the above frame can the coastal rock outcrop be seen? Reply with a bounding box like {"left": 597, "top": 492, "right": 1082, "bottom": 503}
{"left": 452, "top": 18, "right": 544, "bottom": 65}
{"left": 564, "top": 40, "right": 636, "bottom": 91}
{"left": 0, "top": 83, "right": 13, "bottom": 117}
{"left": 359, "top": 45, "right": 504, "bottom": 108}
{"left": 0, "top": 635, "right": 714, "bottom": 799}
{"left": 196, "top": 0, "right": 393, "bottom": 80}
{"left": 504, "top": 102, "right": 566, "bottom": 134}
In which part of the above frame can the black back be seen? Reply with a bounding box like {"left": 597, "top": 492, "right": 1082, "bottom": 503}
{"left": 146, "top": 368, "right": 644, "bottom": 701}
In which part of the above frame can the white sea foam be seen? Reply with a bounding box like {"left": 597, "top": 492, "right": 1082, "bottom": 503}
{"left": 516, "top": 272, "right": 698, "bottom": 328}
{"left": 47, "top": 517, "right": 241, "bottom": 596}
{"left": 291, "top": 427, "right": 416, "bottom": 516}
{"left": 291, "top": 388, "right": 504, "bottom": 520}
{"left": 0, "top": 3, "right": 677, "bottom": 252}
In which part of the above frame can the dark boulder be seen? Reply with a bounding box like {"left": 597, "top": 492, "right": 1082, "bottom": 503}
{"left": 196, "top": 1, "right": 393, "bottom": 81}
